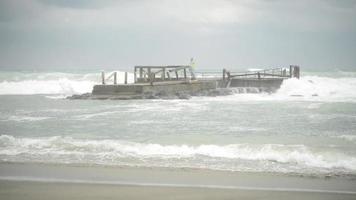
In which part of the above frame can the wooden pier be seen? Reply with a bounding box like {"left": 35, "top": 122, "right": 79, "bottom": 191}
{"left": 69, "top": 65, "right": 300, "bottom": 100}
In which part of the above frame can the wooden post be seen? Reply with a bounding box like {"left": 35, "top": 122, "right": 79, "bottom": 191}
{"left": 289, "top": 65, "right": 293, "bottom": 78}
{"left": 101, "top": 71, "right": 105, "bottom": 85}
{"left": 139, "top": 67, "right": 143, "bottom": 80}
{"left": 162, "top": 67, "right": 166, "bottom": 81}
{"left": 294, "top": 66, "right": 300, "bottom": 79}
{"left": 183, "top": 68, "right": 187, "bottom": 80}
{"left": 257, "top": 72, "right": 261, "bottom": 79}
{"left": 114, "top": 72, "right": 117, "bottom": 85}
{"left": 223, "top": 68, "right": 226, "bottom": 81}
{"left": 124, "top": 72, "right": 128, "bottom": 84}
{"left": 147, "top": 68, "right": 151, "bottom": 82}
{"left": 134, "top": 67, "right": 137, "bottom": 83}
{"left": 226, "top": 71, "right": 231, "bottom": 88}
{"left": 166, "top": 72, "right": 170, "bottom": 80}
{"left": 175, "top": 71, "right": 179, "bottom": 80}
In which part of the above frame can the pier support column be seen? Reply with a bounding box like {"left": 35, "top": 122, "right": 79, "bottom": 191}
{"left": 139, "top": 68, "right": 143, "bottom": 82}
{"left": 114, "top": 72, "right": 117, "bottom": 85}
{"left": 124, "top": 72, "right": 128, "bottom": 84}
{"left": 101, "top": 71, "right": 105, "bottom": 85}
{"left": 134, "top": 67, "right": 137, "bottom": 83}
{"left": 294, "top": 66, "right": 300, "bottom": 79}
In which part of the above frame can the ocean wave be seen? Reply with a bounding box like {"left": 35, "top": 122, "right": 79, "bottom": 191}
{"left": 1, "top": 71, "right": 356, "bottom": 102}
{"left": 334, "top": 135, "right": 356, "bottom": 142}
{"left": 274, "top": 76, "right": 356, "bottom": 102}
{"left": 0, "top": 79, "right": 95, "bottom": 95}
{"left": 0, "top": 71, "right": 134, "bottom": 95}
{"left": 1, "top": 135, "right": 355, "bottom": 175}
{"left": 2, "top": 116, "right": 51, "bottom": 122}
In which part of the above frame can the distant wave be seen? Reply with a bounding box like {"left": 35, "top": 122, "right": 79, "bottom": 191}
{"left": 0, "top": 71, "right": 133, "bottom": 95}
{"left": 0, "top": 79, "right": 95, "bottom": 95}
{"left": 1, "top": 135, "right": 355, "bottom": 175}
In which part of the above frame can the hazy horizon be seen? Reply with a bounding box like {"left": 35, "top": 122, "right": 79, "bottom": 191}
{"left": 0, "top": 0, "right": 355, "bottom": 71}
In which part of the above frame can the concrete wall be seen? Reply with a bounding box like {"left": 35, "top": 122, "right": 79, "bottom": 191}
{"left": 92, "top": 85, "right": 143, "bottom": 95}
{"left": 229, "top": 78, "right": 284, "bottom": 90}
{"left": 92, "top": 78, "right": 284, "bottom": 97}
{"left": 142, "top": 81, "right": 216, "bottom": 94}
{"left": 92, "top": 81, "right": 217, "bottom": 96}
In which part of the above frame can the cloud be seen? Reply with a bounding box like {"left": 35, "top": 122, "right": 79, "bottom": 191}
{"left": 0, "top": 0, "right": 42, "bottom": 22}
{"left": 0, "top": 0, "right": 355, "bottom": 69}
{"left": 37, "top": 0, "right": 118, "bottom": 9}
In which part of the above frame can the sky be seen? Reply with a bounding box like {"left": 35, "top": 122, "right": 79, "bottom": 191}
{"left": 0, "top": 0, "right": 355, "bottom": 71}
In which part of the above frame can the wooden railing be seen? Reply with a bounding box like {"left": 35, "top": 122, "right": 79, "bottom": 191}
{"left": 224, "top": 66, "right": 300, "bottom": 80}
{"left": 101, "top": 71, "right": 128, "bottom": 85}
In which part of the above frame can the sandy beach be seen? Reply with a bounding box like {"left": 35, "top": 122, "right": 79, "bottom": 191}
{"left": 1, "top": 180, "right": 356, "bottom": 200}
{"left": 0, "top": 163, "right": 356, "bottom": 200}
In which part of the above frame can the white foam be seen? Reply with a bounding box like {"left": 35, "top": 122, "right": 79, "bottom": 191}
{"left": 1, "top": 135, "right": 355, "bottom": 174}
{"left": 4, "top": 116, "right": 51, "bottom": 122}
{"left": 0, "top": 71, "right": 134, "bottom": 95}
{"left": 334, "top": 135, "right": 356, "bottom": 142}
{"left": 274, "top": 76, "right": 356, "bottom": 102}
{"left": 196, "top": 76, "right": 356, "bottom": 102}
{"left": 0, "top": 79, "right": 95, "bottom": 95}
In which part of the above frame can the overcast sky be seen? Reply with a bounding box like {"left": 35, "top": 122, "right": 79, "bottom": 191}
{"left": 0, "top": 0, "right": 355, "bottom": 71}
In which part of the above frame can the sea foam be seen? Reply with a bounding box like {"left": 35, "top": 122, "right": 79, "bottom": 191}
{"left": 1, "top": 135, "right": 355, "bottom": 175}
{"left": 274, "top": 76, "right": 356, "bottom": 102}
{"left": 0, "top": 71, "right": 134, "bottom": 95}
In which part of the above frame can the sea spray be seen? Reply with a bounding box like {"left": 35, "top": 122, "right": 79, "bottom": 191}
{"left": 274, "top": 76, "right": 356, "bottom": 101}
{"left": 0, "top": 71, "right": 134, "bottom": 95}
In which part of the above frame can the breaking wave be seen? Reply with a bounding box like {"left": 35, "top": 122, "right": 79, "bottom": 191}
{"left": 1, "top": 71, "right": 356, "bottom": 102}
{"left": 0, "top": 79, "right": 95, "bottom": 95}
{"left": 1, "top": 135, "right": 355, "bottom": 175}
{"left": 274, "top": 76, "right": 356, "bottom": 102}
{"left": 0, "top": 71, "right": 133, "bottom": 95}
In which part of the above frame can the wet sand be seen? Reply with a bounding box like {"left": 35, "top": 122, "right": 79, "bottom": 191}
{"left": 0, "top": 163, "right": 356, "bottom": 200}
{"left": 2, "top": 180, "right": 356, "bottom": 200}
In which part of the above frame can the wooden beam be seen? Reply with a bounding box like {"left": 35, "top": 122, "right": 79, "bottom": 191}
{"left": 101, "top": 71, "right": 105, "bottom": 85}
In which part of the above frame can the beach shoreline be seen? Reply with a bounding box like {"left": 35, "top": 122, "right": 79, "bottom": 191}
{"left": 0, "top": 162, "right": 356, "bottom": 199}
{"left": 1, "top": 179, "right": 356, "bottom": 200}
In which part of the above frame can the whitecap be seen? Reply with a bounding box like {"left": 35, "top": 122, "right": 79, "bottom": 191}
{"left": 4, "top": 116, "right": 51, "bottom": 122}
{"left": 1, "top": 135, "right": 355, "bottom": 175}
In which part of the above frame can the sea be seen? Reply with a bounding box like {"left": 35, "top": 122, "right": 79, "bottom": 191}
{"left": 0, "top": 69, "right": 356, "bottom": 178}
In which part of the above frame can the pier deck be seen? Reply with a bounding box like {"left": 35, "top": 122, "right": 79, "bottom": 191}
{"left": 69, "top": 65, "right": 300, "bottom": 100}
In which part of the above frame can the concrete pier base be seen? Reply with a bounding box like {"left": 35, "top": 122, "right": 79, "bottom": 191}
{"left": 68, "top": 74, "right": 289, "bottom": 100}
{"left": 69, "top": 81, "right": 219, "bottom": 100}
{"left": 229, "top": 78, "right": 284, "bottom": 93}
